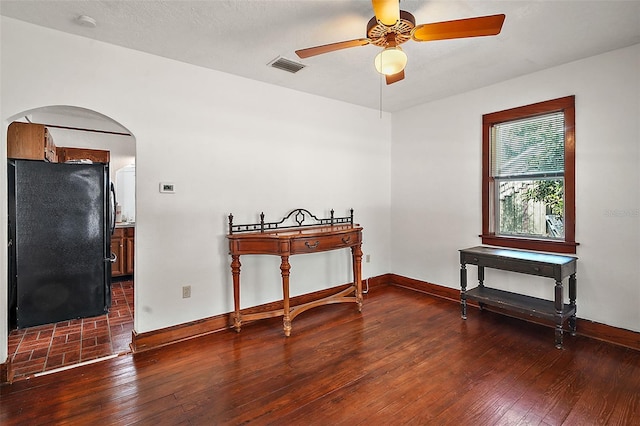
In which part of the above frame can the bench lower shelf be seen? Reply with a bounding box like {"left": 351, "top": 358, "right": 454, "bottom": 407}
{"left": 465, "top": 286, "right": 576, "bottom": 322}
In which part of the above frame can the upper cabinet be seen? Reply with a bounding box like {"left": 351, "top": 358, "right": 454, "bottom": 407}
{"left": 7, "top": 122, "right": 57, "bottom": 162}
{"left": 57, "top": 147, "right": 110, "bottom": 164}
{"left": 7, "top": 122, "right": 112, "bottom": 165}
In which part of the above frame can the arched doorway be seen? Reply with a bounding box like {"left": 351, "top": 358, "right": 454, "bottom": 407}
{"left": 5, "top": 105, "right": 136, "bottom": 380}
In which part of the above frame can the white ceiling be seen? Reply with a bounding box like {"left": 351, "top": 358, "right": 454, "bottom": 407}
{"left": 2, "top": 1, "right": 640, "bottom": 112}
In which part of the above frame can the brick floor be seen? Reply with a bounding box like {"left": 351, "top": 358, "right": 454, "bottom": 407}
{"left": 8, "top": 280, "right": 133, "bottom": 379}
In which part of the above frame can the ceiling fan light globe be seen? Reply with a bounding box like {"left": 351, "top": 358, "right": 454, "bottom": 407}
{"left": 374, "top": 47, "right": 407, "bottom": 76}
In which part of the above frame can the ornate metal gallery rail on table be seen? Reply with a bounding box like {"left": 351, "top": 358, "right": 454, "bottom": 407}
{"left": 227, "top": 208, "right": 363, "bottom": 336}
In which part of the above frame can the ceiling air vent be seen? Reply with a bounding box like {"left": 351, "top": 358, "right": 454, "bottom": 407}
{"left": 268, "top": 57, "right": 306, "bottom": 74}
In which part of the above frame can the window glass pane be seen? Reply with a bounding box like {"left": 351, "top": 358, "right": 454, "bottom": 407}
{"left": 492, "top": 112, "right": 565, "bottom": 178}
{"left": 497, "top": 179, "right": 564, "bottom": 238}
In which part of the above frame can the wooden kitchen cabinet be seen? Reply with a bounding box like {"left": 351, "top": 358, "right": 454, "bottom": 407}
{"left": 111, "top": 230, "right": 125, "bottom": 276}
{"left": 57, "top": 147, "right": 110, "bottom": 164}
{"left": 7, "top": 122, "right": 57, "bottom": 162}
{"left": 111, "top": 227, "right": 134, "bottom": 277}
{"left": 125, "top": 230, "right": 135, "bottom": 275}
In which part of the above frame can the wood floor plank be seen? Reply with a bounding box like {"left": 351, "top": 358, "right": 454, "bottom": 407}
{"left": 509, "top": 338, "right": 593, "bottom": 424}
{"left": 560, "top": 343, "right": 640, "bottom": 425}
{"left": 2, "top": 285, "right": 639, "bottom": 425}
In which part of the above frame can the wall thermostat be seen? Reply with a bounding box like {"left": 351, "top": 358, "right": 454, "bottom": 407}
{"left": 159, "top": 182, "right": 175, "bottom": 193}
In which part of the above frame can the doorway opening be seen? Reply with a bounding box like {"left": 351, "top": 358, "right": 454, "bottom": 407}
{"left": 5, "top": 105, "right": 136, "bottom": 380}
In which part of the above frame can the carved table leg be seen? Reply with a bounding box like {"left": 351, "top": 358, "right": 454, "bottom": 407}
{"left": 554, "top": 279, "right": 564, "bottom": 349}
{"left": 281, "top": 255, "right": 292, "bottom": 337}
{"left": 569, "top": 273, "right": 577, "bottom": 336}
{"left": 230, "top": 255, "right": 242, "bottom": 333}
{"left": 351, "top": 244, "right": 363, "bottom": 311}
{"left": 460, "top": 263, "right": 467, "bottom": 320}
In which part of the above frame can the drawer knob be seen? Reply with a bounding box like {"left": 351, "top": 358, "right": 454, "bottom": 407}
{"left": 342, "top": 236, "right": 351, "bottom": 244}
{"left": 305, "top": 241, "right": 320, "bottom": 249}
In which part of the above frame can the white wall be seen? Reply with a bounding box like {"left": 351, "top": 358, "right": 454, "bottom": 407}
{"left": 391, "top": 43, "right": 640, "bottom": 332}
{"left": 0, "top": 17, "right": 392, "bottom": 363}
{"left": 2, "top": 16, "right": 638, "bottom": 367}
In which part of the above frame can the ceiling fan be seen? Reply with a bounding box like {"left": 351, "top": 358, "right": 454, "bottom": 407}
{"left": 295, "top": 0, "right": 505, "bottom": 85}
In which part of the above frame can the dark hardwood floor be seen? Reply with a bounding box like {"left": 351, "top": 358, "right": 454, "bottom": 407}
{"left": 2, "top": 284, "right": 639, "bottom": 425}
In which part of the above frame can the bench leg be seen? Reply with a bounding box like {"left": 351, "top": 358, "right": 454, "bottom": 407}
{"left": 460, "top": 264, "right": 467, "bottom": 320}
{"left": 555, "top": 280, "right": 564, "bottom": 349}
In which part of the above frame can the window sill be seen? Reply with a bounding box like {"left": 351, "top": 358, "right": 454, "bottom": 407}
{"left": 480, "top": 234, "right": 578, "bottom": 254}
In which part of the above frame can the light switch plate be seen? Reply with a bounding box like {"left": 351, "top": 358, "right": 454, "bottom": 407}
{"left": 159, "top": 182, "right": 175, "bottom": 193}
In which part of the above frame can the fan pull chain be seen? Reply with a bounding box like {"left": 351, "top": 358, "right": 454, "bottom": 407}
{"left": 379, "top": 63, "right": 383, "bottom": 118}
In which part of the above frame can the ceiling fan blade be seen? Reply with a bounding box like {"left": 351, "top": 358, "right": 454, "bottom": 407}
{"left": 295, "top": 38, "right": 371, "bottom": 59}
{"left": 372, "top": 0, "right": 400, "bottom": 26}
{"left": 386, "top": 69, "right": 405, "bottom": 85}
{"left": 412, "top": 14, "right": 506, "bottom": 42}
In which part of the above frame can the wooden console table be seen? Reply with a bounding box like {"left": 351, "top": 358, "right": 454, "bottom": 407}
{"left": 227, "top": 209, "right": 363, "bottom": 336}
{"left": 460, "top": 246, "right": 577, "bottom": 349}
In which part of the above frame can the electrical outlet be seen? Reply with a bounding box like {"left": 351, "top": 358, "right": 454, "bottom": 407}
{"left": 182, "top": 285, "right": 191, "bottom": 298}
{"left": 366, "top": 254, "right": 371, "bottom": 263}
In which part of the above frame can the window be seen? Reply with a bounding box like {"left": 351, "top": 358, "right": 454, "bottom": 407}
{"left": 482, "top": 96, "right": 576, "bottom": 254}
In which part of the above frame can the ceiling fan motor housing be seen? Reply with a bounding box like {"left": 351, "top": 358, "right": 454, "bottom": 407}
{"left": 367, "top": 10, "right": 416, "bottom": 47}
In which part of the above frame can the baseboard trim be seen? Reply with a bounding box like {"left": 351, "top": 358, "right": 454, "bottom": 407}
{"left": 131, "top": 275, "right": 389, "bottom": 354}
{"left": 132, "top": 273, "right": 639, "bottom": 353}
{"left": 131, "top": 315, "right": 229, "bottom": 353}
{"left": 388, "top": 273, "right": 460, "bottom": 303}
{"left": 6, "top": 273, "right": 635, "bottom": 384}
{"left": 1, "top": 359, "right": 12, "bottom": 384}
{"left": 573, "top": 318, "right": 640, "bottom": 351}
{"left": 387, "top": 274, "right": 640, "bottom": 352}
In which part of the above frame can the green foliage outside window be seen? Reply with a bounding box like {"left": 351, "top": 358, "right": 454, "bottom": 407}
{"left": 524, "top": 180, "right": 564, "bottom": 217}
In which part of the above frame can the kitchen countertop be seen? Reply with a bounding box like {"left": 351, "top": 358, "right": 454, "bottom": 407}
{"left": 115, "top": 222, "right": 135, "bottom": 228}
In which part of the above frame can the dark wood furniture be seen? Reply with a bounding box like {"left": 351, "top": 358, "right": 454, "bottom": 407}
{"left": 111, "top": 226, "right": 134, "bottom": 277}
{"left": 227, "top": 208, "right": 363, "bottom": 336}
{"left": 460, "top": 246, "right": 577, "bottom": 349}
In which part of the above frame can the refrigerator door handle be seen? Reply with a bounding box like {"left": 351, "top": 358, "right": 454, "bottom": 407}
{"left": 110, "top": 182, "right": 117, "bottom": 235}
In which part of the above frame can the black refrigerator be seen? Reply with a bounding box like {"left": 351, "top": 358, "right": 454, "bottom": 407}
{"left": 8, "top": 160, "right": 114, "bottom": 328}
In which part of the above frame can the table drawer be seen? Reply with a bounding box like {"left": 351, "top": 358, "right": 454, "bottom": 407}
{"left": 291, "top": 232, "right": 358, "bottom": 254}
{"left": 462, "top": 253, "right": 555, "bottom": 278}
{"left": 498, "top": 259, "right": 555, "bottom": 278}
{"left": 229, "top": 238, "right": 280, "bottom": 255}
